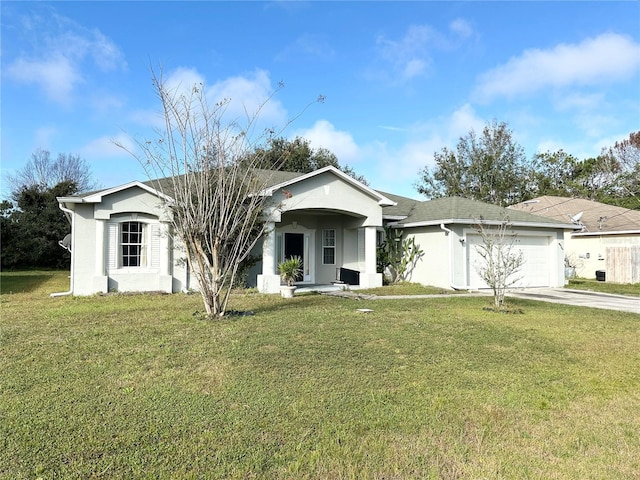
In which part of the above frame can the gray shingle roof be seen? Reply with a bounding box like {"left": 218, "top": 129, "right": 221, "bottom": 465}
{"left": 382, "top": 194, "right": 572, "bottom": 227}
{"left": 509, "top": 196, "right": 640, "bottom": 233}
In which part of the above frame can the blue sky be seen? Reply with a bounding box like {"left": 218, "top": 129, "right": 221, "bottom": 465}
{"left": 2, "top": 1, "right": 639, "bottom": 200}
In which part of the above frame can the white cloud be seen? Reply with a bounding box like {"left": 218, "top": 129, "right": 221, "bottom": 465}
{"left": 276, "top": 33, "right": 336, "bottom": 62}
{"left": 7, "top": 55, "right": 81, "bottom": 105}
{"left": 376, "top": 25, "right": 438, "bottom": 81}
{"left": 6, "top": 11, "right": 126, "bottom": 105}
{"left": 145, "top": 68, "right": 289, "bottom": 137}
{"left": 207, "top": 69, "right": 288, "bottom": 130}
{"left": 449, "top": 18, "right": 473, "bottom": 39}
{"left": 554, "top": 92, "right": 606, "bottom": 112}
{"left": 79, "top": 133, "right": 136, "bottom": 159}
{"left": 163, "top": 67, "right": 206, "bottom": 99}
{"left": 446, "top": 103, "right": 485, "bottom": 139}
{"left": 294, "top": 120, "right": 360, "bottom": 163}
{"left": 474, "top": 33, "right": 640, "bottom": 102}
{"left": 325, "top": 104, "right": 487, "bottom": 198}
{"left": 34, "top": 126, "right": 58, "bottom": 149}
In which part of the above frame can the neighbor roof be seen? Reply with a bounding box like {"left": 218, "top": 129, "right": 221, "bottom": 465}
{"left": 509, "top": 196, "right": 640, "bottom": 234}
{"left": 385, "top": 195, "right": 574, "bottom": 229}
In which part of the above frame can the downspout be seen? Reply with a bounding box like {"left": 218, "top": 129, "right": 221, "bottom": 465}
{"left": 51, "top": 203, "right": 75, "bottom": 298}
{"left": 440, "top": 223, "right": 469, "bottom": 290}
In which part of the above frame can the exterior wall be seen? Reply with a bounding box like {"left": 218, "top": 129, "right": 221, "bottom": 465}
{"left": 404, "top": 224, "right": 566, "bottom": 290}
{"left": 403, "top": 226, "right": 451, "bottom": 289}
{"left": 93, "top": 188, "right": 170, "bottom": 221}
{"left": 71, "top": 203, "right": 100, "bottom": 295}
{"left": 274, "top": 172, "right": 383, "bottom": 226}
{"left": 69, "top": 187, "right": 173, "bottom": 296}
{"left": 567, "top": 233, "right": 640, "bottom": 279}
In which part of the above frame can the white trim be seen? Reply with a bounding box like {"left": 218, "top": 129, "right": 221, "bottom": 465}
{"left": 57, "top": 181, "right": 172, "bottom": 204}
{"left": 572, "top": 229, "right": 640, "bottom": 237}
{"left": 393, "top": 218, "right": 575, "bottom": 230}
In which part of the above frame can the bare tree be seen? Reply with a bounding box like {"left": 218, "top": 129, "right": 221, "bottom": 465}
{"left": 118, "top": 72, "right": 318, "bottom": 317}
{"left": 473, "top": 219, "right": 524, "bottom": 309}
{"left": 8, "top": 149, "right": 97, "bottom": 199}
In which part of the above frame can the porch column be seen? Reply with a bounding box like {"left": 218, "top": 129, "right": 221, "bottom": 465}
{"left": 257, "top": 222, "right": 281, "bottom": 293}
{"left": 360, "top": 226, "right": 382, "bottom": 288}
{"left": 93, "top": 219, "right": 108, "bottom": 293}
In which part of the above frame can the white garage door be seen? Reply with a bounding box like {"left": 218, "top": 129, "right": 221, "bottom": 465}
{"left": 467, "top": 234, "right": 551, "bottom": 288}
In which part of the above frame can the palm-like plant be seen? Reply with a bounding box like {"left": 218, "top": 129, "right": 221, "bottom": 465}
{"left": 278, "top": 256, "right": 303, "bottom": 286}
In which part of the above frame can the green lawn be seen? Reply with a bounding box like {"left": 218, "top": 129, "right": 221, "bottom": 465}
{"left": 2, "top": 271, "right": 639, "bottom": 479}
{"left": 566, "top": 277, "right": 640, "bottom": 296}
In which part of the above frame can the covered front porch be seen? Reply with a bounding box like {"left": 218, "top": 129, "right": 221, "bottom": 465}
{"left": 255, "top": 209, "right": 382, "bottom": 293}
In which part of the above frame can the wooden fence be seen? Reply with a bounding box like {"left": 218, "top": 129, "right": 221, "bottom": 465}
{"left": 606, "top": 246, "right": 640, "bottom": 284}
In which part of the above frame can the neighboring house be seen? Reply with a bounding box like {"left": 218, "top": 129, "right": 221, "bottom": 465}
{"left": 54, "top": 166, "right": 573, "bottom": 296}
{"left": 509, "top": 196, "right": 640, "bottom": 283}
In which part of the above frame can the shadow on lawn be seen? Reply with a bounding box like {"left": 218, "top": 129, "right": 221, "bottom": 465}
{"left": 0, "top": 272, "right": 62, "bottom": 294}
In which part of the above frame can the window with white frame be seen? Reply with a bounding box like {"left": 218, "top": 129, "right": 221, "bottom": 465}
{"left": 120, "top": 221, "right": 147, "bottom": 267}
{"left": 322, "top": 229, "right": 336, "bottom": 265}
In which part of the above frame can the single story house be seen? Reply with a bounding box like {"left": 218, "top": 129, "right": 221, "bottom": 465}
{"left": 509, "top": 195, "right": 640, "bottom": 283}
{"left": 54, "top": 166, "right": 574, "bottom": 296}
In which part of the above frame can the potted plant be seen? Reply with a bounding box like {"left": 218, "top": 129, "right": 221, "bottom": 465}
{"left": 278, "top": 256, "right": 303, "bottom": 298}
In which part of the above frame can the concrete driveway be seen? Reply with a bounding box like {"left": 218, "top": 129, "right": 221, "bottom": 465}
{"left": 506, "top": 288, "right": 640, "bottom": 314}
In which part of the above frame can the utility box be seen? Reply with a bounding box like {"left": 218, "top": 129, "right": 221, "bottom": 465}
{"left": 339, "top": 268, "right": 360, "bottom": 286}
{"left": 596, "top": 270, "right": 606, "bottom": 282}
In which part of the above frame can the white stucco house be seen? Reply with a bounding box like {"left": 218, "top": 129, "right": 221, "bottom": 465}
{"left": 54, "top": 166, "right": 574, "bottom": 296}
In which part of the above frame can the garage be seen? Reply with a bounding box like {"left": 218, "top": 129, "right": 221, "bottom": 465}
{"left": 466, "top": 234, "right": 552, "bottom": 288}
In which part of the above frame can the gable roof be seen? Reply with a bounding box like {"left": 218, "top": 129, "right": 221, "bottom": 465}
{"left": 385, "top": 195, "right": 574, "bottom": 229}
{"left": 57, "top": 181, "right": 171, "bottom": 204}
{"left": 257, "top": 166, "right": 396, "bottom": 206}
{"left": 509, "top": 196, "right": 640, "bottom": 234}
{"left": 59, "top": 166, "right": 396, "bottom": 208}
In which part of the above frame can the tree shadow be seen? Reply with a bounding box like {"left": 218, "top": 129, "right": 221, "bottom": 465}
{"left": 0, "top": 272, "right": 59, "bottom": 294}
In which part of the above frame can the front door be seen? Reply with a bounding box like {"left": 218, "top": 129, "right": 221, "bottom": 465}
{"left": 284, "top": 232, "right": 312, "bottom": 282}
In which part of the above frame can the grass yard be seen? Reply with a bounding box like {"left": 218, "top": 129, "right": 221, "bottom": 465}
{"left": 1, "top": 271, "right": 639, "bottom": 479}
{"left": 566, "top": 278, "right": 640, "bottom": 297}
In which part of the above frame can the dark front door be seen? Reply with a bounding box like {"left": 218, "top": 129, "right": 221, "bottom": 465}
{"left": 284, "top": 233, "right": 304, "bottom": 282}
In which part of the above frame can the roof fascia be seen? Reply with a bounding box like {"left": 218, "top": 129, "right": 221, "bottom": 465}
{"left": 57, "top": 181, "right": 172, "bottom": 204}
{"left": 392, "top": 218, "right": 576, "bottom": 230}
{"left": 572, "top": 230, "right": 640, "bottom": 237}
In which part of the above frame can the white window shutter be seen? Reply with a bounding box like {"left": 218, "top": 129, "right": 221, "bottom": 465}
{"left": 150, "top": 224, "right": 161, "bottom": 269}
{"left": 107, "top": 223, "right": 118, "bottom": 270}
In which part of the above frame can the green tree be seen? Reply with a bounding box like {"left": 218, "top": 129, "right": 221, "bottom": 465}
{"left": 0, "top": 181, "right": 76, "bottom": 269}
{"left": 254, "top": 136, "right": 368, "bottom": 184}
{"left": 416, "top": 120, "right": 532, "bottom": 206}
{"left": 531, "top": 150, "right": 581, "bottom": 197}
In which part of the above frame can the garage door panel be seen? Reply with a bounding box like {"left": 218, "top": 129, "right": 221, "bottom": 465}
{"left": 467, "top": 235, "right": 550, "bottom": 288}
